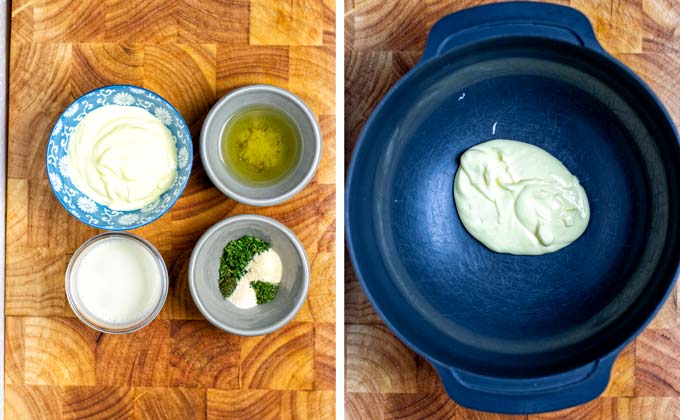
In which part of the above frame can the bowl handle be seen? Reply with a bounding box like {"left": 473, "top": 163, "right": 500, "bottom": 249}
{"left": 431, "top": 351, "right": 618, "bottom": 414}
{"left": 422, "top": 1, "right": 603, "bottom": 62}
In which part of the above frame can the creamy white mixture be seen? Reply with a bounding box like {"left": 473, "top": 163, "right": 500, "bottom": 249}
{"left": 454, "top": 139, "right": 590, "bottom": 255}
{"left": 75, "top": 237, "right": 163, "bottom": 325}
{"left": 67, "top": 105, "right": 178, "bottom": 211}
{"left": 229, "top": 249, "right": 283, "bottom": 309}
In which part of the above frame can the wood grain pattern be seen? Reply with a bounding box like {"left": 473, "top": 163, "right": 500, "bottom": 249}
{"left": 4, "top": 317, "right": 23, "bottom": 386}
{"left": 642, "top": 0, "right": 680, "bottom": 53}
{"left": 346, "top": 393, "right": 384, "bottom": 420}
{"left": 33, "top": 0, "right": 107, "bottom": 42}
{"left": 603, "top": 342, "right": 635, "bottom": 397}
{"left": 240, "top": 323, "right": 315, "bottom": 390}
{"left": 635, "top": 328, "right": 680, "bottom": 396}
{"left": 353, "top": 0, "right": 427, "bottom": 51}
{"left": 315, "top": 184, "right": 336, "bottom": 253}
{"left": 216, "top": 45, "right": 290, "bottom": 95}
{"left": 345, "top": 253, "right": 382, "bottom": 324}
{"left": 62, "top": 386, "right": 134, "bottom": 420}
{"left": 97, "top": 320, "right": 171, "bottom": 388}
{"left": 161, "top": 248, "right": 205, "bottom": 320}
{"left": 455, "top": 409, "right": 526, "bottom": 420}
{"left": 135, "top": 387, "right": 206, "bottom": 420}
{"left": 345, "top": 324, "right": 419, "bottom": 394}
{"left": 207, "top": 389, "right": 335, "bottom": 420}
{"left": 318, "top": 115, "right": 336, "bottom": 185}
{"left": 169, "top": 321, "right": 240, "bottom": 389}
{"left": 5, "top": 385, "right": 62, "bottom": 420}
{"left": 307, "top": 294, "right": 336, "bottom": 323}
{"left": 290, "top": 46, "right": 336, "bottom": 117}
{"left": 71, "top": 43, "right": 145, "bottom": 94}
{"left": 208, "top": 389, "right": 283, "bottom": 420}
{"left": 10, "top": 0, "right": 34, "bottom": 44}
{"left": 144, "top": 44, "right": 217, "bottom": 125}
{"left": 323, "top": 0, "right": 336, "bottom": 47}
{"left": 8, "top": 42, "right": 72, "bottom": 179}
{"left": 280, "top": 390, "right": 336, "bottom": 420}
{"left": 601, "top": 397, "right": 680, "bottom": 419}
{"left": 648, "top": 287, "right": 679, "bottom": 329}
{"left": 24, "top": 317, "right": 97, "bottom": 386}
{"left": 250, "top": 0, "right": 324, "bottom": 46}
{"left": 177, "top": 0, "right": 249, "bottom": 44}
{"left": 311, "top": 252, "right": 336, "bottom": 296}
{"left": 345, "top": 0, "right": 680, "bottom": 418}
{"left": 383, "top": 393, "right": 458, "bottom": 420}
{"left": 314, "top": 323, "right": 336, "bottom": 390}
{"left": 7, "top": 0, "right": 335, "bottom": 417}
{"left": 533, "top": 398, "right": 601, "bottom": 420}
{"left": 27, "top": 178, "right": 94, "bottom": 249}
{"left": 6, "top": 247, "right": 66, "bottom": 316}
{"left": 104, "top": 0, "right": 179, "bottom": 43}
{"left": 6, "top": 179, "right": 28, "bottom": 248}
{"left": 571, "top": 0, "right": 643, "bottom": 53}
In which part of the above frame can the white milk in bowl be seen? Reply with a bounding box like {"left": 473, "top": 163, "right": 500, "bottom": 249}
{"left": 66, "top": 233, "right": 168, "bottom": 333}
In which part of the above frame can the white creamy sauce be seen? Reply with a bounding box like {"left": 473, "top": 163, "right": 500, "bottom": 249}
{"left": 454, "top": 139, "right": 590, "bottom": 255}
{"left": 228, "top": 249, "right": 283, "bottom": 309}
{"left": 75, "top": 237, "right": 163, "bottom": 325}
{"left": 67, "top": 105, "right": 178, "bottom": 211}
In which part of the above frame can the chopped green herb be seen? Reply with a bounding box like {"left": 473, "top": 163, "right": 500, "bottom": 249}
{"left": 218, "top": 277, "right": 238, "bottom": 299}
{"left": 251, "top": 280, "right": 280, "bottom": 304}
{"left": 218, "top": 235, "right": 269, "bottom": 298}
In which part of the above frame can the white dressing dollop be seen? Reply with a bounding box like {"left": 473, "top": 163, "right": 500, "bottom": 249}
{"left": 67, "top": 105, "right": 178, "bottom": 211}
{"left": 454, "top": 139, "right": 590, "bottom": 255}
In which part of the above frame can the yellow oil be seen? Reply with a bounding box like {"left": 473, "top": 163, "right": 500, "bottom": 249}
{"left": 221, "top": 106, "right": 300, "bottom": 184}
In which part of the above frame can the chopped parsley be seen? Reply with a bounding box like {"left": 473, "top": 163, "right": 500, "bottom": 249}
{"left": 218, "top": 235, "right": 269, "bottom": 298}
{"left": 251, "top": 280, "right": 280, "bottom": 304}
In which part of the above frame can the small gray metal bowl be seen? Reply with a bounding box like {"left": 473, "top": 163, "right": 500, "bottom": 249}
{"left": 188, "top": 215, "right": 310, "bottom": 336}
{"left": 200, "top": 84, "right": 322, "bottom": 206}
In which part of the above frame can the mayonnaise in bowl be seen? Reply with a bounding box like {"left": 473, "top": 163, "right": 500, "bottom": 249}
{"left": 454, "top": 139, "right": 590, "bottom": 255}
{"left": 67, "top": 105, "right": 178, "bottom": 211}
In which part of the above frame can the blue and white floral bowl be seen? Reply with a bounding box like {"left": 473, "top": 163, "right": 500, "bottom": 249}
{"left": 46, "top": 85, "right": 193, "bottom": 230}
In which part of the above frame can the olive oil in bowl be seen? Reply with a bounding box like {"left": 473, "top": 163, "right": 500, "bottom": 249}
{"left": 221, "top": 106, "right": 300, "bottom": 184}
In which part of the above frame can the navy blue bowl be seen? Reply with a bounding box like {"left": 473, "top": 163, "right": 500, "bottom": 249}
{"left": 347, "top": 2, "right": 680, "bottom": 414}
{"left": 46, "top": 85, "right": 193, "bottom": 230}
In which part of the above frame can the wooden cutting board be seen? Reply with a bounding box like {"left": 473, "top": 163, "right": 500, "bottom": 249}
{"left": 345, "top": 0, "right": 680, "bottom": 419}
{"left": 6, "top": 0, "right": 336, "bottom": 418}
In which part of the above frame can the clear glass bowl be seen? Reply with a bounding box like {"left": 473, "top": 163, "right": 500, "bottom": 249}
{"left": 65, "top": 232, "right": 169, "bottom": 334}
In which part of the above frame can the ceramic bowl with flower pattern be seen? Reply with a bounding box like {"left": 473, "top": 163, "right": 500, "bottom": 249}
{"left": 46, "top": 85, "right": 192, "bottom": 230}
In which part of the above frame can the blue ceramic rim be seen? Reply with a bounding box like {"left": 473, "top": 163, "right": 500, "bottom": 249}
{"left": 345, "top": 35, "right": 680, "bottom": 378}
{"left": 45, "top": 84, "right": 194, "bottom": 231}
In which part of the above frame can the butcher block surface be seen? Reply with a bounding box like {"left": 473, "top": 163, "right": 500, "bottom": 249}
{"left": 6, "top": 0, "right": 336, "bottom": 418}
{"left": 345, "top": 0, "right": 680, "bottom": 419}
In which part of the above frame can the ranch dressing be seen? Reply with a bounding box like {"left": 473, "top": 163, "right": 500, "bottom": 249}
{"left": 454, "top": 139, "right": 590, "bottom": 255}
{"left": 74, "top": 236, "right": 163, "bottom": 325}
{"left": 67, "top": 105, "right": 177, "bottom": 211}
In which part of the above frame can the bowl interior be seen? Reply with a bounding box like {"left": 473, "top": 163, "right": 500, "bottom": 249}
{"left": 190, "top": 217, "right": 309, "bottom": 335}
{"left": 46, "top": 85, "right": 193, "bottom": 230}
{"left": 202, "top": 87, "right": 319, "bottom": 203}
{"left": 348, "top": 39, "right": 680, "bottom": 375}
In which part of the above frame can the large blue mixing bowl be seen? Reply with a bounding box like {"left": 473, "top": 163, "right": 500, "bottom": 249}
{"left": 346, "top": 2, "right": 680, "bottom": 414}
